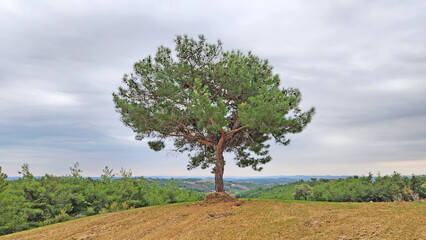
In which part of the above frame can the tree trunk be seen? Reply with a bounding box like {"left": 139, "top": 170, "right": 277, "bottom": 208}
{"left": 214, "top": 130, "right": 226, "bottom": 192}
{"left": 214, "top": 148, "right": 225, "bottom": 192}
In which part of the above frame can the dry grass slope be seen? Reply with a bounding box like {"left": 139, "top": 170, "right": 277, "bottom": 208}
{"left": 1, "top": 199, "right": 425, "bottom": 240}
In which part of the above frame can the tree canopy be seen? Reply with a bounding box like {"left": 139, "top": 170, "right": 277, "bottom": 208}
{"left": 113, "top": 35, "right": 315, "bottom": 192}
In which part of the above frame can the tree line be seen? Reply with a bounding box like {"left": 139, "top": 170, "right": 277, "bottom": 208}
{"left": 236, "top": 172, "right": 425, "bottom": 202}
{"left": 0, "top": 164, "right": 204, "bottom": 236}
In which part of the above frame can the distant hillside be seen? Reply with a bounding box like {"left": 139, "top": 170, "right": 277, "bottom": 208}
{"left": 145, "top": 176, "right": 353, "bottom": 194}
{"left": 7, "top": 175, "right": 350, "bottom": 183}
{"left": 147, "top": 178, "right": 259, "bottom": 194}
{"left": 227, "top": 177, "right": 303, "bottom": 186}
{"left": 236, "top": 181, "right": 306, "bottom": 199}
{"left": 2, "top": 200, "right": 424, "bottom": 240}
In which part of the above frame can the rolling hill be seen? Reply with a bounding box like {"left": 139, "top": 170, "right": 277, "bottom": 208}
{"left": 2, "top": 198, "right": 424, "bottom": 239}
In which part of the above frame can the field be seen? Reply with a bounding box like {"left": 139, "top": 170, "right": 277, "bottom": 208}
{"left": 2, "top": 199, "right": 424, "bottom": 240}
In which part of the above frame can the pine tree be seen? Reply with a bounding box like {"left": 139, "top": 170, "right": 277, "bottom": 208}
{"left": 113, "top": 35, "right": 315, "bottom": 192}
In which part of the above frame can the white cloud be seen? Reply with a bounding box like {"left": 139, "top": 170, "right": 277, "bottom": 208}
{"left": 357, "top": 79, "right": 425, "bottom": 92}
{"left": 0, "top": 85, "right": 80, "bottom": 110}
{"left": 318, "top": 134, "right": 357, "bottom": 147}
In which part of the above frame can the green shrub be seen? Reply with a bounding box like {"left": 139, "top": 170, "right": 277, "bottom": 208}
{"left": 0, "top": 165, "right": 205, "bottom": 236}
{"left": 293, "top": 184, "right": 312, "bottom": 200}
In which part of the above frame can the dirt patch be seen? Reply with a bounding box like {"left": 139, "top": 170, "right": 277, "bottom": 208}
{"left": 71, "top": 234, "right": 96, "bottom": 240}
{"left": 203, "top": 192, "right": 242, "bottom": 205}
{"left": 303, "top": 219, "right": 322, "bottom": 227}
{"left": 205, "top": 211, "right": 234, "bottom": 220}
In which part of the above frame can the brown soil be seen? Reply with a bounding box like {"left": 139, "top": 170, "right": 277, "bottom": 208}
{"left": 203, "top": 192, "right": 240, "bottom": 204}
{"left": 1, "top": 200, "right": 425, "bottom": 240}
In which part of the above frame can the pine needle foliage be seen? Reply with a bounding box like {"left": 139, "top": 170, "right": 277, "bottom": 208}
{"left": 113, "top": 35, "right": 315, "bottom": 192}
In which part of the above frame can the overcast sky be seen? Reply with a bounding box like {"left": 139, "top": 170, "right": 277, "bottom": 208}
{"left": 0, "top": 0, "right": 425, "bottom": 177}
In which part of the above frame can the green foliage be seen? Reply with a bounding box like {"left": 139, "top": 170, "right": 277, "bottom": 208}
{"left": 101, "top": 166, "right": 116, "bottom": 181}
{"left": 0, "top": 164, "right": 204, "bottom": 236}
{"left": 69, "top": 162, "right": 82, "bottom": 178}
{"left": 0, "top": 166, "right": 8, "bottom": 193}
{"left": 148, "top": 141, "right": 165, "bottom": 151}
{"left": 18, "top": 163, "right": 33, "bottom": 180}
{"left": 43, "top": 210, "right": 72, "bottom": 225}
{"left": 237, "top": 173, "right": 426, "bottom": 203}
{"left": 119, "top": 168, "right": 132, "bottom": 178}
{"left": 112, "top": 34, "right": 315, "bottom": 174}
{"left": 236, "top": 181, "right": 313, "bottom": 200}
{"left": 293, "top": 184, "right": 312, "bottom": 200}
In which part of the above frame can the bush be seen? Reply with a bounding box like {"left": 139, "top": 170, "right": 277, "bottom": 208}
{"left": 85, "top": 207, "right": 96, "bottom": 216}
{"left": 294, "top": 184, "right": 312, "bottom": 200}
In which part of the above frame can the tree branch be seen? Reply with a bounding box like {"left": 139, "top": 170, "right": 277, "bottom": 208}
{"left": 163, "top": 132, "right": 215, "bottom": 147}
{"left": 210, "top": 86, "right": 222, "bottom": 100}
{"left": 167, "top": 118, "right": 215, "bottom": 145}
{"left": 146, "top": 91, "right": 188, "bottom": 107}
{"left": 226, "top": 132, "right": 242, "bottom": 147}
{"left": 219, "top": 129, "right": 226, "bottom": 139}
{"left": 226, "top": 126, "right": 246, "bottom": 136}
{"left": 208, "top": 117, "right": 216, "bottom": 126}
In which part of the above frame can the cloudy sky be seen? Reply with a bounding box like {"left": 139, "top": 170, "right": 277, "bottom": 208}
{"left": 1, "top": 0, "right": 425, "bottom": 177}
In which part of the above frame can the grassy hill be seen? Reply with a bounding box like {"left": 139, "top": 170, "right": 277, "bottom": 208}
{"left": 2, "top": 199, "right": 424, "bottom": 240}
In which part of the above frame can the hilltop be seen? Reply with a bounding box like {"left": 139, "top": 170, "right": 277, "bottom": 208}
{"left": 2, "top": 199, "right": 424, "bottom": 240}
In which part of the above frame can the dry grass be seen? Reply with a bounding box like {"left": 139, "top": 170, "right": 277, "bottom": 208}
{"left": 1, "top": 200, "right": 425, "bottom": 240}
